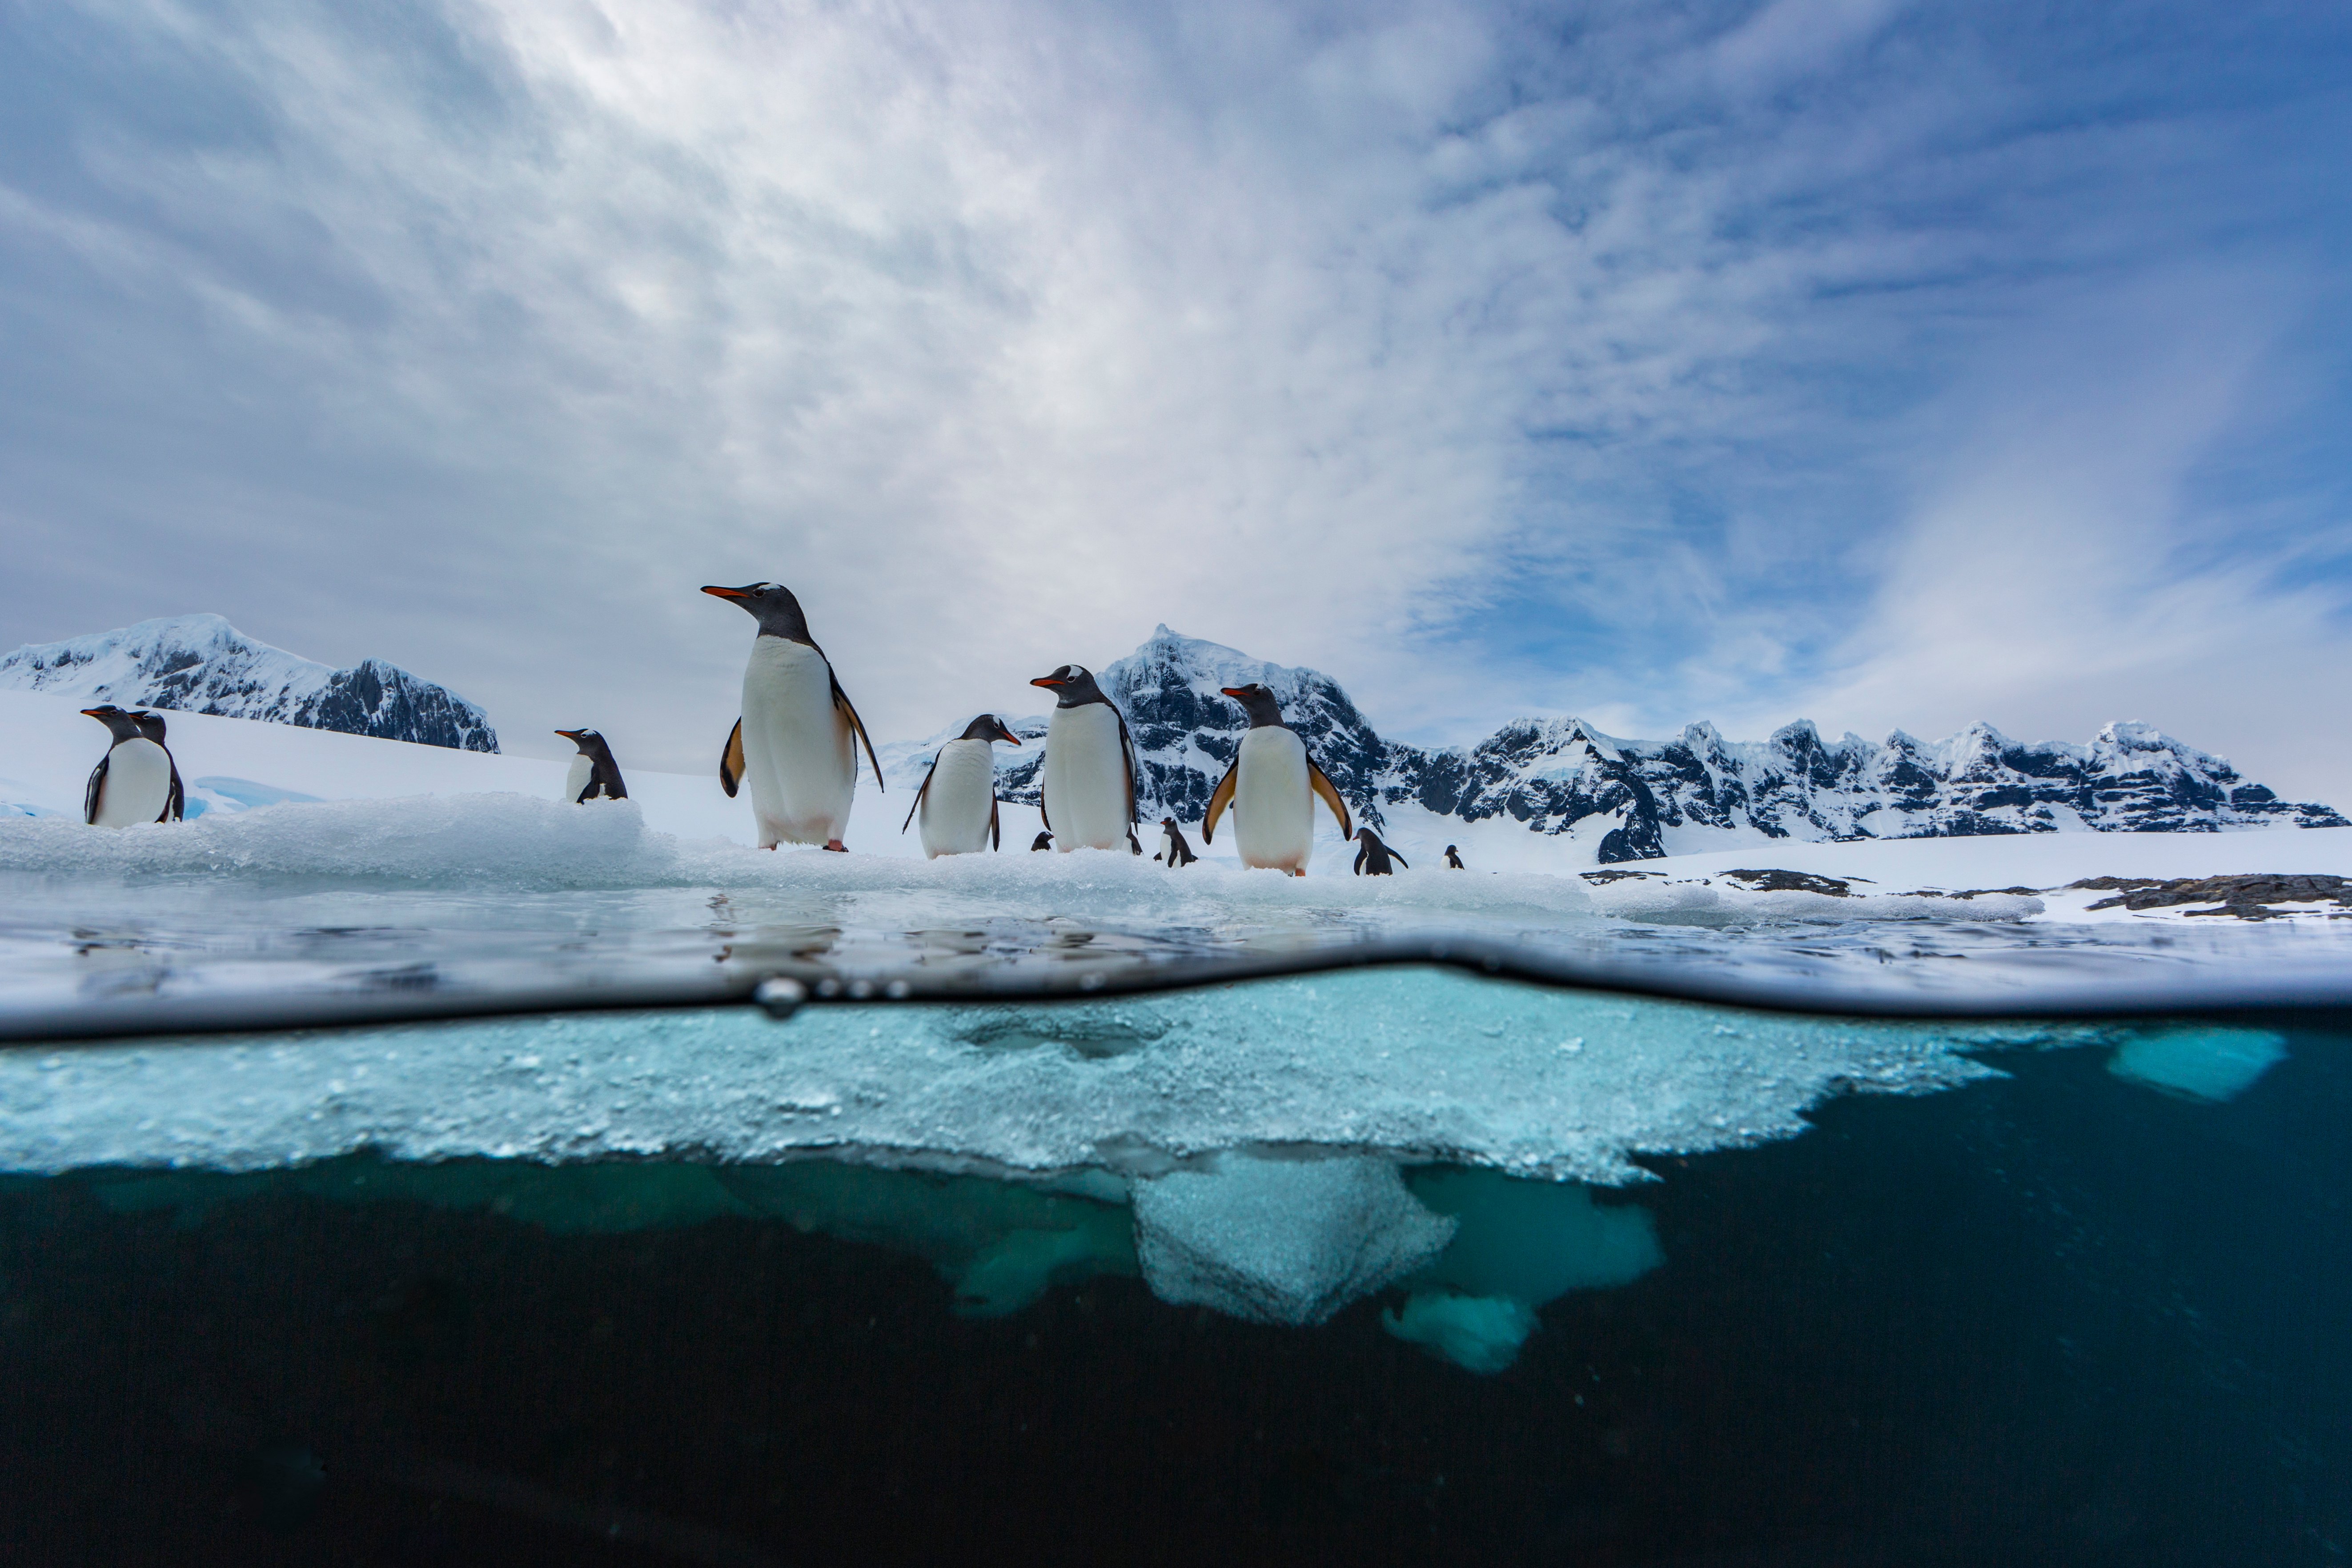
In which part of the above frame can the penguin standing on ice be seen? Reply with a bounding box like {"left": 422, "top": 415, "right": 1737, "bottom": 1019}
{"left": 1155, "top": 815, "right": 1199, "bottom": 867}
{"left": 902, "top": 714, "right": 1021, "bottom": 857}
{"left": 1444, "top": 844, "right": 1465, "bottom": 870}
{"left": 1030, "top": 831, "right": 1054, "bottom": 852}
{"left": 554, "top": 729, "right": 629, "bottom": 802}
{"left": 702, "top": 582, "right": 884, "bottom": 851}
{"left": 1029, "top": 665, "right": 1140, "bottom": 853}
{"left": 1201, "top": 683, "right": 1352, "bottom": 875}
{"left": 82, "top": 706, "right": 183, "bottom": 827}
{"left": 1351, "top": 826, "right": 1407, "bottom": 876}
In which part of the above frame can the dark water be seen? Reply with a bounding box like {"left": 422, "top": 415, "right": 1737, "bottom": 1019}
{"left": 3, "top": 1013, "right": 2346, "bottom": 1565}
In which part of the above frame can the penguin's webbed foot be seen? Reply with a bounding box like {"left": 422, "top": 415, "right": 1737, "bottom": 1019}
{"left": 824, "top": 840, "right": 848, "bottom": 852}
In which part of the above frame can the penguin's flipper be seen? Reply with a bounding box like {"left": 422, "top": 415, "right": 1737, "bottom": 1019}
{"left": 1307, "top": 762, "right": 1354, "bottom": 840}
{"left": 901, "top": 756, "right": 939, "bottom": 834}
{"left": 1353, "top": 842, "right": 1367, "bottom": 876}
{"left": 720, "top": 719, "right": 746, "bottom": 799}
{"left": 165, "top": 758, "right": 185, "bottom": 823}
{"left": 830, "top": 675, "right": 886, "bottom": 792}
{"left": 1114, "top": 708, "right": 1141, "bottom": 824}
{"left": 990, "top": 796, "right": 1001, "bottom": 851}
{"left": 83, "top": 756, "right": 108, "bottom": 826}
{"left": 1202, "top": 759, "right": 1239, "bottom": 843}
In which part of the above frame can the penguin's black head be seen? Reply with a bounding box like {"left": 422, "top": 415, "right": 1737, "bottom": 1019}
{"left": 958, "top": 714, "right": 1022, "bottom": 745}
{"left": 131, "top": 710, "right": 168, "bottom": 742}
{"left": 1030, "top": 665, "right": 1108, "bottom": 709}
{"left": 1219, "top": 683, "right": 1286, "bottom": 729}
{"left": 80, "top": 705, "right": 142, "bottom": 742}
{"left": 554, "top": 728, "right": 608, "bottom": 756}
{"left": 1355, "top": 827, "right": 1380, "bottom": 843}
{"left": 1445, "top": 845, "right": 1458, "bottom": 854}
{"left": 701, "top": 581, "right": 814, "bottom": 643}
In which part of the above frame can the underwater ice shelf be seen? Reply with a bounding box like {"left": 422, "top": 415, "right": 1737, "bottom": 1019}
{"left": 0, "top": 968, "right": 2308, "bottom": 1371}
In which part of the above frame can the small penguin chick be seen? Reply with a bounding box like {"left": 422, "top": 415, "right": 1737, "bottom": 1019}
{"left": 1444, "top": 844, "right": 1465, "bottom": 870}
{"left": 1156, "top": 815, "right": 1199, "bottom": 867}
{"left": 1352, "top": 826, "right": 1408, "bottom": 876}
{"left": 554, "top": 728, "right": 630, "bottom": 802}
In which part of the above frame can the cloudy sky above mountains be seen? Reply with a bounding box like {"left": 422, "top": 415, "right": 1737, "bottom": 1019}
{"left": 3, "top": 0, "right": 2348, "bottom": 790}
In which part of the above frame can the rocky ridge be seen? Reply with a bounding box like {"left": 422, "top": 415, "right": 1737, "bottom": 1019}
{"left": 0, "top": 615, "right": 499, "bottom": 753}
{"left": 885, "top": 626, "right": 2344, "bottom": 863}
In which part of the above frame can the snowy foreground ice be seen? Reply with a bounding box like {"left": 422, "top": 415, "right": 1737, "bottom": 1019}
{"left": 0, "top": 970, "right": 2288, "bottom": 1371}
{"left": 7, "top": 789, "right": 2352, "bottom": 1033}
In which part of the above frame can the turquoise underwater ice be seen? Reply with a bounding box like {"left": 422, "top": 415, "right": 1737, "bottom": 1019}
{"left": 0, "top": 969, "right": 2261, "bottom": 1371}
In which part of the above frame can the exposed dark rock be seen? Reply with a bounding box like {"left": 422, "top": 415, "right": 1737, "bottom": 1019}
{"left": 2080, "top": 874, "right": 2352, "bottom": 920}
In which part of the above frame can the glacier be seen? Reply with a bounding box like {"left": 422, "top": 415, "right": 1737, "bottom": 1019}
{"left": 0, "top": 614, "right": 498, "bottom": 753}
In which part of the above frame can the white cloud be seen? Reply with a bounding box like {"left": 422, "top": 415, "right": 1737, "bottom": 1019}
{"left": 2, "top": 0, "right": 2347, "bottom": 808}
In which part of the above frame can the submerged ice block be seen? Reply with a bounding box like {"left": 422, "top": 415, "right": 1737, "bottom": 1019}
{"left": 1132, "top": 1153, "right": 1457, "bottom": 1326}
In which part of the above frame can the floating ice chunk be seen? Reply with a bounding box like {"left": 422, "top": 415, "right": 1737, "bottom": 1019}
{"left": 1373, "top": 1171, "right": 1663, "bottom": 1372}
{"left": 2107, "top": 1026, "right": 2287, "bottom": 1103}
{"left": 1403, "top": 1169, "right": 1661, "bottom": 1304}
{"left": 1132, "top": 1153, "right": 1457, "bottom": 1325}
{"left": 1382, "top": 1292, "right": 1540, "bottom": 1375}
{"left": 0, "top": 972, "right": 2030, "bottom": 1185}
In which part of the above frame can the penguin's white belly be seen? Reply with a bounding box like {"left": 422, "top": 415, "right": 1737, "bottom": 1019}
{"left": 564, "top": 755, "right": 594, "bottom": 803}
{"left": 1042, "top": 704, "right": 1129, "bottom": 850}
{"left": 1159, "top": 826, "right": 1178, "bottom": 862}
{"left": 741, "top": 638, "right": 855, "bottom": 847}
{"left": 1232, "top": 727, "right": 1313, "bottom": 872}
{"left": 93, "top": 739, "right": 172, "bottom": 827}
{"left": 919, "top": 740, "right": 997, "bottom": 858}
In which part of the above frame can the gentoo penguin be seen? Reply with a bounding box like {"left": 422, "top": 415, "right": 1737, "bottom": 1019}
{"left": 1030, "top": 831, "right": 1054, "bottom": 852}
{"left": 901, "top": 714, "right": 1021, "bottom": 857}
{"left": 82, "top": 706, "right": 183, "bottom": 827}
{"left": 1155, "top": 815, "right": 1199, "bottom": 867}
{"left": 1351, "top": 827, "right": 1408, "bottom": 876}
{"left": 1444, "top": 844, "right": 1465, "bottom": 870}
{"left": 554, "top": 729, "right": 629, "bottom": 802}
{"left": 702, "top": 582, "right": 884, "bottom": 851}
{"left": 1201, "top": 683, "right": 1352, "bottom": 875}
{"left": 1029, "top": 664, "right": 1139, "bottom": 852}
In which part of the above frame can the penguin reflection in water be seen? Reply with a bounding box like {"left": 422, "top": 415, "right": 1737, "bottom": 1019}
{"left": 702, "top": 583, "right": 884, "bottom": 850}
{"left": 901, "top": 714, "right": 1022, "bottom": 858}
{"left": 1029, "top": 665, "right": 1142, "bottom": 853}
{"left": 554, "top": 729, "right": 628, "bottom": 802}
{"left": 1155, "top": 816, "right": 1199, "bottom": 867}
{"left": 1352, "top": 827, "right": 1407, "bottom": 876}
{"left": 81, "top": 706, "right": 183, "bottom": 826}
{"left": 1202, "top": 683, "right": 1352, "bottom": 875}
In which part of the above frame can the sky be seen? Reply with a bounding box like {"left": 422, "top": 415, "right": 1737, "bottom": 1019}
{"left": 3, "top": 0, "right": 2349, "bottom": 796}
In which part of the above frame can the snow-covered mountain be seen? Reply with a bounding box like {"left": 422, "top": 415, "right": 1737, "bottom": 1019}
{"left": 884, "top": 627, "right": 2345, "bottom": 863}
{"left": 0, "top": 615, "right": 498, "bottom": 753}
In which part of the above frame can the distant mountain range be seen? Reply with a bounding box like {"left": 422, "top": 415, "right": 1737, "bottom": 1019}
{"left": 887, "top": 626, "right": 2346, "bottom": 864}
{"left": 0, "top": 615, "right": 498, "bottom": 753}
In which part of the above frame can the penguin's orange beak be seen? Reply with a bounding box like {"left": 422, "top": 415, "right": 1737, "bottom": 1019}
{"left": 1029, "top": 676, "right": 1064, "bottom": 689}
{"left": 80, "top": 707, "right": 107, "bottom": 718}
{"left": 1004, "top": 734, "right": 1023, "bottom": 746}
{"left": 700, "top": 585, "right": 748, "bottom": 600}
{"left": 554, "top": 729, "right": 582, "bottom": 742}
{"left": 1220, "top": 687, "right": 1249, "bottom": 699}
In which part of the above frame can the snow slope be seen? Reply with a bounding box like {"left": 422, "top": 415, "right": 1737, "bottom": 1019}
{"left": 0, "top": 614, "right": 497, "bottom": 752}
